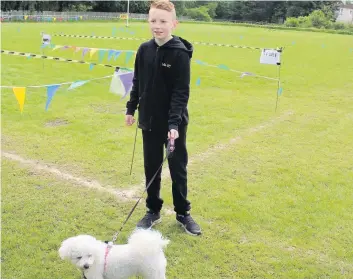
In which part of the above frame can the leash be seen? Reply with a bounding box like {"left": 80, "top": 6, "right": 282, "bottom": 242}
{"left": 82, "top": 140, "right": 174, "bottom": 279}
{"left": 108, "top": 138, "right": 175, "bottom": 246}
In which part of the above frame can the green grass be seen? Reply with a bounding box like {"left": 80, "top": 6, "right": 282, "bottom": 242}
{"left": 1, "top": 22, "right": 353, "bottom": 278}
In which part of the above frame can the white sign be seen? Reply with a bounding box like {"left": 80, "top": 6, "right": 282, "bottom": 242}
{"left": 42, "top": 34, "right": 51, "bottom": 45}
{"left": 260, "top": 49, "right": 281, "bottom": 65}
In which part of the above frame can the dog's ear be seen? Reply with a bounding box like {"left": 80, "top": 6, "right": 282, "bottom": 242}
{"left": 59, "top": 237, "right": 75, "bottom": 260}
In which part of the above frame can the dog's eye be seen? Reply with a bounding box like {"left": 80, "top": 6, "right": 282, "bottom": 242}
{"left": 77, "top": 256, "right": 82, "bottom": 260}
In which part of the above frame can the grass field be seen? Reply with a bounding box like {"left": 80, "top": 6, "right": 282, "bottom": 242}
{"left": 1, "top": 21, "right": 353, "bottom": 279}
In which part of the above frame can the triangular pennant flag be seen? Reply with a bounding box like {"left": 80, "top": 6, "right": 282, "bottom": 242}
{"left": 52, "top": 45, "right": 62, "bottom": 51}
{"left": 114, "top": 51, "right": 122, "bottom": 61}
{"left": 45, "top": 85, "right": 60, "bottom": 111}
{"left": 119, "top": 72, "right": 134, "bottom": 98}
{"left": 196, "top": 77, "right": 201, "bottom": 86}
{"left": 68, "top": 80, "right": 88, "bottom": 90}
{"left": 53, "top": 17, "right": 56, "bottom": 22}
{"left": 89, "top": 48, "right": 97, "bottom": 58}
{"left": 277, "top": 87, "right": 283, "bottom": 96}
{"left": 218, "top": 64, "right": 229, "bottom": 70}
{"left": 112, "top": 27, "right": 117, "bottom": 36}
{"left": 12, "top": 87, "right": 26, "bottom": 113}
{"left": 82, "top": 48, "right": 89, "bottom": 59}
{"left": 107, "top": 50, "right": 115, "bottom": 61}
{"left": 240, "top": 72, "right": 254, "bottom": 78}
{"left": 110, "top": 70, "right": 124, "bottom": 95}
{"left": 98, "top": 49, "right": 106, "bottom": 63}
{"left": 89, "top": 63, "right": 95, "bottom": 71}
{"left": 125, "top": 51, "right": 134, "bottom": 65}
{"left": 24, "top": 15, "right": 28, "bottom": 20}
{"left": 195, "top": 60, "right": 204, "bottom": 65}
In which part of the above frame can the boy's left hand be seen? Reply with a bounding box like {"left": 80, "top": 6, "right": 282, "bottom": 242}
{"left": 168, "top": 129, "right": 179, "bottom": 141}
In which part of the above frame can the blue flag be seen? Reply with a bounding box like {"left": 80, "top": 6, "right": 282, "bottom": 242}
{"left": 45, "top": 85, "right": 60, "bottom": 111}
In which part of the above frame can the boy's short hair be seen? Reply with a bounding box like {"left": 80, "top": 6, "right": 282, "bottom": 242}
{"left": 150, "top": 0, "right": 177, "bottom": 19}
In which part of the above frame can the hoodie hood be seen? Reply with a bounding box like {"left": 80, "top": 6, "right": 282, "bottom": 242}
{"left": 159, "top": 36, "right": 193, "bottom": 58}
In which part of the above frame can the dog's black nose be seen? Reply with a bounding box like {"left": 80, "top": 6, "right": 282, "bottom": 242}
{"left": 83, "top": 264, "right": 90, "bottom": 269}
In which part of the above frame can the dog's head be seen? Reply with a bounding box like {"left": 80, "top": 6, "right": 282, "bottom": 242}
{"left": 59, "top": 235, "right": 101, "bottom": 270}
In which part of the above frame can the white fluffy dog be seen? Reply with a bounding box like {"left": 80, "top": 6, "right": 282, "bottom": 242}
{"left": 59, "top": 229, "right": 170, "bottom": 279}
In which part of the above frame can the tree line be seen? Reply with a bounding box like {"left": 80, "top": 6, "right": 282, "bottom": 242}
{"left": 0, "top": 1, "right": 343, "bottom": 24}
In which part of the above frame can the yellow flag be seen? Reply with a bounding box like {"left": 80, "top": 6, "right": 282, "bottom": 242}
{"left": 90, "top": 48, "right": 98, "bottom": 58}
{"left": 80, "top": 16, "right": 83, "bottom": 20}
{"left": 52, "top": 45, "right": 62, "bottom": 51}
{"left": 24, "top": 15, "right": 28, "bottom": 20}
{"left": 13, "top": 87, "right": 26, "bottom": 113}
{"left": 53, "top": 17, "right": 56, "bottom": 22}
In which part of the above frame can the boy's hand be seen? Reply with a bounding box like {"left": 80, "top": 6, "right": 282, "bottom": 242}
{"left": 125, "top": 115, "right": 135, "bottom": 126}
{"left": 168, "top": 129, "right": 179, "bottom": 140}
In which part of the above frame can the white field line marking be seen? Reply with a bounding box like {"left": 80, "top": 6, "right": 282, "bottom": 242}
{"left": 2, "top": 151, "right": 138, "bottom": 201}
{"left": 137, "top": 110, "right": 294, "bottom": 184}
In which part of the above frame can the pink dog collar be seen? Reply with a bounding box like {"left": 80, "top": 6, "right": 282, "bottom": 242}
{"left": 104, "top": 245, "right": 111, "bottom": 272}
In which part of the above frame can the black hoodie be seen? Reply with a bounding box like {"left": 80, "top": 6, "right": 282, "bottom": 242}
{"left": 126, "top": 36, "right": 193, "bottom": 132}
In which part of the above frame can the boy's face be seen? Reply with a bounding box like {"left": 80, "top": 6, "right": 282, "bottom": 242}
{"left": 148, "top": 8, "right": 177, "bottom": 40}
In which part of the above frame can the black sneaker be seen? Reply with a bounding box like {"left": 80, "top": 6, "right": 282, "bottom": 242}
{"left": 176, "top": 213, "right": 202, "bottom": 236}
{"left": 136, "top": 211, "right": 161, "bottom": 229}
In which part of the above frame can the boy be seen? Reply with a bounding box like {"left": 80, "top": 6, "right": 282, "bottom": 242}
{"left": 125, "top": 0, "right": 201, "bottom": 236}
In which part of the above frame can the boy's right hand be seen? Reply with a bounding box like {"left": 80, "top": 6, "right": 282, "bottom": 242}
{"left": 125, "top": 115, "right": 135, "bottom": 126}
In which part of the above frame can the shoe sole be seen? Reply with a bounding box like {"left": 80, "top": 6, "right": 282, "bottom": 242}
{"left": 177, "top": 220, "right": 202, "bottom": 236}
{"left": 137, "top": 218, "right": 162, "bottom": 229}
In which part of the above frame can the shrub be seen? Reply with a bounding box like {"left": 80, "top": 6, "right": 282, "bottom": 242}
{"left": 186, "top": 7, "right": 212, "bottom": 22}
{"left": 308, "top": 10, "right": 330, "bottom": 28}
{"left": 284, "top": 17, "right": 298, "bottom": 27}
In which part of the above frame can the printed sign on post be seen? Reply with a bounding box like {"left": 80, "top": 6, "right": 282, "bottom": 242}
{"left": 260, "top": 49, "right": 281, "bottom": 65}
{"left": 42, "top": 34, "right": 51, "bottom": 45}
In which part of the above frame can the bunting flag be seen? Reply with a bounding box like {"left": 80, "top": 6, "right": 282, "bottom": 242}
{"left": 44, "top": 44, "right": 136, "bottom": 63}
{"left": 193, "top": 59, "right": 279, "bottom": 82}
{"left": 1, "top": 50, "right": 123, "bottom": 70}
{"left": 109, "top": 69, "right": 134, "bottom": 99}
{"left": 98, "top": 49, "right": 106, "bottom": 63}
{"left": 90, "top": 48, "right": 98, "bottom": 58}
{"left": 107, "top": 50, "right": 115, "bottom": 61}
{"left": 52, "top": 45, "right": 62, "bottom": 51}
{"left": 218, "top": 64, "right": 229, "bottom": 70}
{"left": 240, "top": 72, "right": 254, "bottom": 78}
{"left": 112, "top": 27, "right": 117, "bottom": 36}
{"left": 277, "top": 87, "right": 283, "bottom": 96}
{"left": 196, "top": 77, "right": 201, "bottom": 86}
{"left": 68, "top": 80, "right": 88, "bottom": 90}
{"left": 45, "top": 85, "right": 60, "bottom": 111}
{"left": 82, "top": 48, "right": 89, "bottom": 58}
{"left": 2, "top": 73, "right": 134, "bottom": 113}
{"left": 125, "top": 51, "right": 134, "bottom": 65}
{"left": 114, "top": 51, "right": 122, "bottom": 61}
{"left": 12, "top": 87, "right": 26, "bottom": 113}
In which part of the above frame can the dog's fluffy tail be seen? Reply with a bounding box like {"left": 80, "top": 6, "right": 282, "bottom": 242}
{"left": 128, "top": 229, "right": 169, "bottom": 255}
